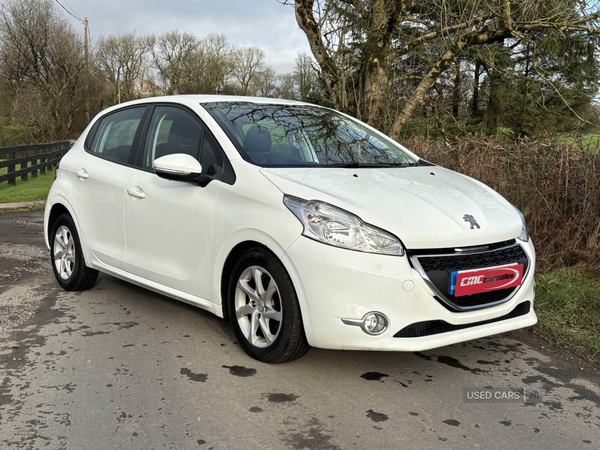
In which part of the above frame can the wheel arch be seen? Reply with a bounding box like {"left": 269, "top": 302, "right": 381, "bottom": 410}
{"left": 45, "top": 197, "right": 95, "bottom": 267}
{"left": 47, "top": 203, "right": 70, "bottom": 241}
{"left": 213, "top": 230, "right": 313, "bottom": 342}
{"left": 219, "top": 240, "right": 272, "bottom": 322}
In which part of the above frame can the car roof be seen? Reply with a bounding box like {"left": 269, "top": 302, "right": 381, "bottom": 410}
{"left": 178, "top": 94, "right": 311, "bottom": 106}
{"left": 116, "top": 94, "right": 312, "bottom": 107}
{"left": 95, "top": 95, "right": 317, "bottom": 120}
{"left": 92, "top": 94, "right": 319, "bottom": 122}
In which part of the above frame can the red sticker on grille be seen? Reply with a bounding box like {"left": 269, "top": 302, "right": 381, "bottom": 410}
{"left": 450, "top": 264, "right": 524, "bottom": 297}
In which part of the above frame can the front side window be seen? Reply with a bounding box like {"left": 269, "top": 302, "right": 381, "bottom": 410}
{"left": 141, "top": 106, "right": 226, "bottom": 177}
{"left": 89, "top": 107, "right": 145, "bottom": 164}
{"left": 203, "top": 102, "right": 418, "bottom": 167}
{"left": 141, "top": 106, "right": 203, "bottom": 169}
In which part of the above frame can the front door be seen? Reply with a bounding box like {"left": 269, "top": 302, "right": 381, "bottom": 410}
{"left": 124, "top": 105, "right": 224, "bottom": 299}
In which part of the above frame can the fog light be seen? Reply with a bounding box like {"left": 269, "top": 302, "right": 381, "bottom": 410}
{"left": 363, "top": 312, "right": 388, "bottom": 335}
{"left": 341, "top": 311, "right": 389, "bottom": 335}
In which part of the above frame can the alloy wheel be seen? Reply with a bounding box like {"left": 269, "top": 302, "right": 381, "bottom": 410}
{"left": 234, "top": 265, "right": 283, "bottom": 348}
{"left": 53, "top": 225, "right": 76, "bottom": 280}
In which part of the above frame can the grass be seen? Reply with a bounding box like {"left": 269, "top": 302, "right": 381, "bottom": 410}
{"left": 554, "top": 132, "right": 600, "bottom": 154}
{"left": 0, "top": 165, "right": 56, "bottom": 203}
{"left": 533, "top": 268, "right": 600, "bottom": 365}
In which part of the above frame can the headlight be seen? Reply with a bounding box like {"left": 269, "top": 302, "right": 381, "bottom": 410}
{"left": 283, "top": 195, "right": 404, "bottom": 256}
{"left": 514, "top": 206, "right": 529, "bottom": 242}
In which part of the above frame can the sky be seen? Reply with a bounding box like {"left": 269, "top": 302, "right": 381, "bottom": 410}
{"left": 57, "top": 0, "right": 312, "bottom": 73}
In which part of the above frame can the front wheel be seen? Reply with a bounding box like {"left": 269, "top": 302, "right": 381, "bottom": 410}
{"left": 50, "top": 213, "right": 98, "bottom": 291}
{"left": 227, "top": 248, "right": 309, "bottom": 363}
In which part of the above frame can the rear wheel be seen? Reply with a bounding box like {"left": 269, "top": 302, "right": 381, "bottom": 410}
{"left": 50, "top": 213, "right": 98, "bottom": 291}
{"left": 228, "top": 248, "right": 309, "bottom": 363}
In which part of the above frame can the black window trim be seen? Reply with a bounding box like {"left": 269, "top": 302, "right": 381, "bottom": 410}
{"left": 83, "top": 105, "right": 150, "bottom": 168}
{"left": 131, "top": 102, "right": 236, "bottom": 187}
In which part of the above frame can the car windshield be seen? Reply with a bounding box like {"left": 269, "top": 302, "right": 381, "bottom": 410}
{"left": 202, "top": 102, "right": 419, "bottom": 167}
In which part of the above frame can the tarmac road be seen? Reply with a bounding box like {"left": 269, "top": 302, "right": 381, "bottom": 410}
{"left": 0, "top": 210, "right": 599, "bottom": 449}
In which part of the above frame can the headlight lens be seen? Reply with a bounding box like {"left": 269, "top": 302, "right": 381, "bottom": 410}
{"left": 283, "top": 195, "right": 404, "bottom": 256}
{"left": 514, "top": 207, "right": 529, "bottom": 242}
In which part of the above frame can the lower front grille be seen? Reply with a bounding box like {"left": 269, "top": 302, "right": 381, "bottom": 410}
{"left": 394, "top": 302, "right": 531, "bottom": 338}
{"left": 409, "top": 243, "right": 530, "bottom": 311}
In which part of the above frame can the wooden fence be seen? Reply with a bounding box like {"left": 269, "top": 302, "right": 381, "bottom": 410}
{"left": 0, "top": 141, "right": 71, "bottom": 188}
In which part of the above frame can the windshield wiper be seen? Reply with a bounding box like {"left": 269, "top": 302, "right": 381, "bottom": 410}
{"left": 327, "top": 162, "right": 394, "bottom": 168}
{"left": 326, "top": 160, "right": 427, "bottom": 168}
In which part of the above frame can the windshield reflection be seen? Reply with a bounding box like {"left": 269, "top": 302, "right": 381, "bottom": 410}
{"left": 203, "top": 102, "right": 418, "bottom": 168}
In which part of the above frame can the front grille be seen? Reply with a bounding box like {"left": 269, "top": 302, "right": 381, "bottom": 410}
{"left": 416, "top": 245, "right": 527, "bottom": 272}
{"left": 410, "top": 243, "right": 529, "bottom": 311}
{"left": 394, "top": 302, "right": 531, "bottom": 338}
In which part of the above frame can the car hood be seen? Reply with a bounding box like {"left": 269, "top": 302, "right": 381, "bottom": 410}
{"left": 260, "top": 166, "right": 522, "bottom": 249}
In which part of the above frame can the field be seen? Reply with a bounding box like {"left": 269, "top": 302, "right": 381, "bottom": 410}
{"left": 0, "top": 163, "right": 56, "bottom": 204}
{"left": 535, "top": 268, "right": 600, "bottom": 364}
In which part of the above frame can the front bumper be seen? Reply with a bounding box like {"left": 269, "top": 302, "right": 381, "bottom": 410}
{"left": 283, "top": 237, "right": 536, "bottom": 351}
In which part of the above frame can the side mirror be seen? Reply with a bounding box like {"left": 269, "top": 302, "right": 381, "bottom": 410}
{"left": 153, "top": 154, "right": 203, "bottom": 182}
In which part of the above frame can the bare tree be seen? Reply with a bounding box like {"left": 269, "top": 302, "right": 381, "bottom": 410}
{"left": 201, "top": 34, "right": 233, "bottom": 94}
{"left": 0, "top": 0, "right": 93, "bottom": 140}
{"left": 274, "top": 73, "right": 296, "bottom": 99}
{"left": 293, "top": 52, "right": 317, "bottom": 100}
{"left": 152, "top": 31, "right": 199, "bottom": 94}
{"left": 256, "top": 67, "right": 278, "bottom": 97}
{"left": 231, "top": 46, "right": 266, "bottom": 95}
{"left": 96, "top": 32, "right": 152, "bottom": 104}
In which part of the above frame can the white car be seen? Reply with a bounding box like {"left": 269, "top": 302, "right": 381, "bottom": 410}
{"left": 44, "top": 95, "right": 536, "bottom": 363}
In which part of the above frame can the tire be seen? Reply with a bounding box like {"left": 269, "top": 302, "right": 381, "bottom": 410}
{"left": 50, "top": 213, "right": 98, "bottom": 291}
{"left": 227, "top": 247, "right": 309, "bottom": 363}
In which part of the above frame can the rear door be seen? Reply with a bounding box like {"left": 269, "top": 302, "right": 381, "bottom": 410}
{"left": 124, "top": 105, "right": 226, "bottom": 299}
{"left": 70, "top": 106, "right": 147, "bottom": 270}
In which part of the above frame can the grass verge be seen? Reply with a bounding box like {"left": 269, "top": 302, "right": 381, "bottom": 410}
{"left": 0, "top": 166, "right": 55, "bottom": 203}
{"left": 533, "top": 268, "right": 600, "bottom": 365}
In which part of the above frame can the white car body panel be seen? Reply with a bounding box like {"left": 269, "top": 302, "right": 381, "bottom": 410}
{"left": 283, "top": 234, "right": 536, "bottom": 349}
{"left": 260, "top": 166, "right": 522, "bottom": 249}
{"left": 44, "top": 94, "right": 537, "bottom": 353}
{"left": 70, "top": 151, "right": 130, "bottom": 269}
{"left": 124, "top": 169, "right": 220, "bottom": 298}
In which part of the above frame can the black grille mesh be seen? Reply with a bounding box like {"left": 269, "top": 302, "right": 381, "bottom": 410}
{"left": 413, "top": 244, "right": 529, "bottom": 310}
{"left": 417, "top": 245, "right": 528, "bottom": 272}
{"left": 447, "top": 288, "right": 517, "bottom": 308}
{"left": 394, "top": 302, "right": 531, "bottom": 338}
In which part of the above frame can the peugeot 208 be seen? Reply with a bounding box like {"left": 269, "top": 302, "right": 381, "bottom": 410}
{"left": 44, "top": 96, "right": 536, "bottom": 362}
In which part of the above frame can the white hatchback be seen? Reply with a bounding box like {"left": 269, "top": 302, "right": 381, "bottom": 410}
{"left": 44, "top": 95, "right": 537, "bottom": 363}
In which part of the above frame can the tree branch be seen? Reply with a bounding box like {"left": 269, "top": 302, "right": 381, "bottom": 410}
{"left": 395, "top": 14, "right": 494, "bottom": 57}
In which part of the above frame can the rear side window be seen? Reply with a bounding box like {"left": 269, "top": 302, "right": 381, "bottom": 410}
{"left": 89, "top": 107, "right": 146, "bottom": 164}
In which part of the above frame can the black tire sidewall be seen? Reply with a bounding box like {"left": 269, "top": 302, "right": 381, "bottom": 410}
{"left": 227, "top": 248, "right": 302, "bottom": 363}
{"left": 50, "top": 213, "right": 86, "bottom": 291}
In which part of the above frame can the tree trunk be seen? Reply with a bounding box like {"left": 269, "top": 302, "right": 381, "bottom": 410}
{"left": 452, "top": 60, "right": 461, "bottom": 119}
{"left": 486, "top": 67, "right": 501, "bottom": 131}
{"left": 471, "top": 61, "right": 481, "bottom": 118}
{"left": 363, "top": 59, "right": 391, "bottom": 131}
{"left": 362, "top": 0, "right": 393, "bottom": 131}
{"left": 295, "top": 0, "right": 339, "bottom": 108}
{"left": 389, "top": 47, "right": 458, "bottom": 140}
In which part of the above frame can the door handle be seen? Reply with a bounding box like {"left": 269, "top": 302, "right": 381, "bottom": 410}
{"left": 127, "top": 186, "right": 146, "bottom": 199}
{"left": 76, "top": 169, "right": 89, "bottom": 180}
